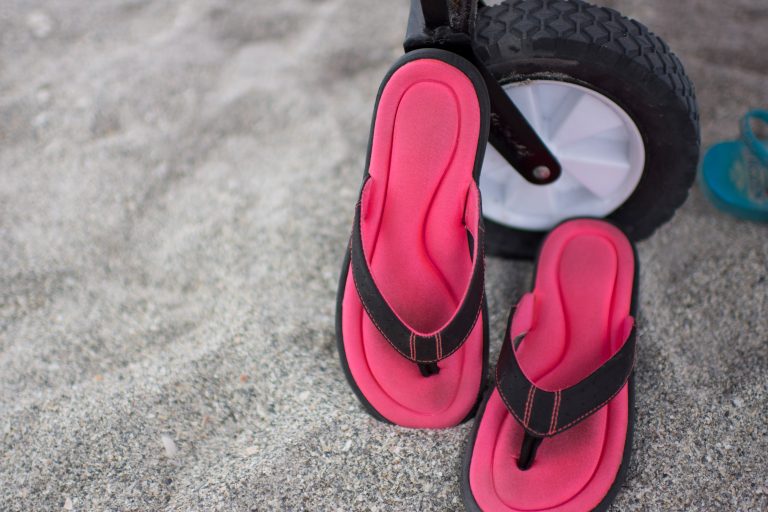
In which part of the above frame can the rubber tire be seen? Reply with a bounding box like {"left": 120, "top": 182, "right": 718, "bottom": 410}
{"left": 473, "top": 0, "right": 700, "bottom": 259}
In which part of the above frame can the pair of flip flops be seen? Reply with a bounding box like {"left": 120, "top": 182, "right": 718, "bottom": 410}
{"left": 336, "top": 49, "right": 638, "bottom": 511}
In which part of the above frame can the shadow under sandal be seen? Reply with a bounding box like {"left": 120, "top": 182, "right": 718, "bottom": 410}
{"left": 336, "top": 48, "right": 491, "bottom": 429}
{"left": 463, "top": 219, "right": 638, "bottom": 511}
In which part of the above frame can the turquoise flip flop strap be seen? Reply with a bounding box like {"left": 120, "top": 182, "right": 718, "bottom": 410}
{"left": 737, "top": 109, "right": 768, "bottom": 203}
{"left": 740, "top": 109, "right": 768, "bottom": 167}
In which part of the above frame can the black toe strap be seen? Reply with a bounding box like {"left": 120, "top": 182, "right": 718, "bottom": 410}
{"left": 350, "top": 178, "right": 485, "bottom": 365}
{"left": 495, "top": 320, "right": 636, "bottom": 438}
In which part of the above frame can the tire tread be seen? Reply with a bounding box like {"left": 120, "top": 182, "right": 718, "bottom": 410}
{"left": 475, "top": 0, "right": 700, "bottom": 131}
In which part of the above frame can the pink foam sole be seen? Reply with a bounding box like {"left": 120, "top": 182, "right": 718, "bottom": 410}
{"left": 469, "top": 219, "right": 635, "bottom": 510}
{"left": 341, "top": 58, "right": 485, "bottom": 428}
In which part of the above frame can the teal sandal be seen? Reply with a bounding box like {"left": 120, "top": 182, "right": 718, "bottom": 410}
{"left": 700, "top": 109, "right": 768, "bottom": 222}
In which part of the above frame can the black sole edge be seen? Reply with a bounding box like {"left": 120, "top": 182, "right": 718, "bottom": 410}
{"left": 334, "top": 48, "right": 492, "bottom": 428}
{"left": 461, "top": 221, "right": 641, "bottom": 511}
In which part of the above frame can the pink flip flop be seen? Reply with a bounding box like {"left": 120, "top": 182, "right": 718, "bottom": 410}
{"left": 335, "top": 49, "right": 491, "bottom": 429}
{"left": 462, "top": 219, "right": 638, "bottom": 511}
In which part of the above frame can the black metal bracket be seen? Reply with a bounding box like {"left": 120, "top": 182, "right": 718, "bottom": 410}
{"left": 403, "top": 0, "right": 561, "bottom": 185}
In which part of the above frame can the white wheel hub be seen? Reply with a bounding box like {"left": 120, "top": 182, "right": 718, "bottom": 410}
{"left": 479, "top": 80, "right": 645, "bottom": 231}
